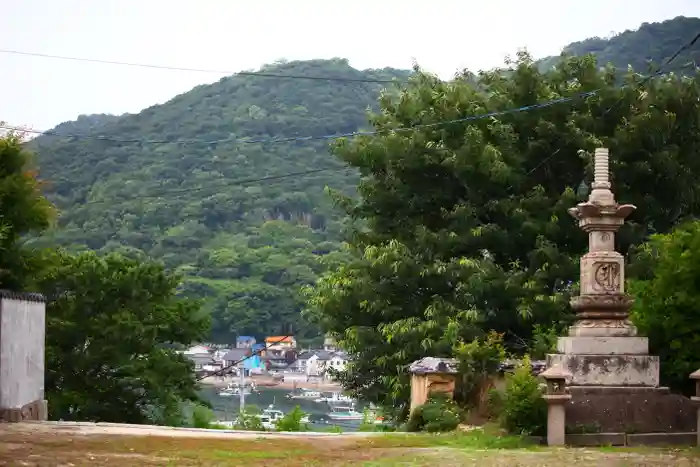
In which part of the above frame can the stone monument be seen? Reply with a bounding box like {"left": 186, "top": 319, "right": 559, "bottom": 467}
{"left": 548, "top": 147, "right": 658, "bottom": 385}
{"left": 546, "top": 148, "right": 695, "bottom": 437}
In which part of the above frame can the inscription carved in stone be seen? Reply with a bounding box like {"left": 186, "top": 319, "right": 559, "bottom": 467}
{"left": 600, "top": 232, "right": 610, "bottom": 242}
{"left": 593, "top": 262, "right": 620, "bottom": 292}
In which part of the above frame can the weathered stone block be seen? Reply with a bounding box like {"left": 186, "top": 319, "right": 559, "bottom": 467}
{"left": 546, "top": 354, "right": 659, "bottom": 386}
{"left": 557, "top": 336, "right": 649, "bottom": 355}
{"left": 566, "top": 386, "right": 696, "bottom": 434}
{"left": 580, "top": 251, "right": 625, "bottom": 295}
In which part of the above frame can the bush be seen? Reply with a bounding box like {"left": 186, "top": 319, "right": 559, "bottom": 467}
{"left": 191, "top": 403, "right": 217, "bottom": 429}
{"left": 453, "top": 331, "right": 506, "bottom": 409}
{"left": 406, "top": 393, "right": 461, "bottom": 433}
{"left": 499, "top": 355, "right": 547, "bottom": 436}
{"left": 276, "top": 406, "right": 308, "bottom": 432}
{"left": 235, "top": 405, "right": 265, "bottom": 431}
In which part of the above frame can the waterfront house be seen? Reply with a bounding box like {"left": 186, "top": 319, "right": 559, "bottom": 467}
{"left": 223, "top": 348, "right": 265, "bottom": 374}
{"left": 187, "top": 353, "right": 215, "bottom": 372}
{"left": 236, "top": 336, "right": 256, "bottom": 349}
{"left": 323, "top": 335, "right": 338, "bottom": 352}
{"left": 328, "top": 351, "right": 348, "bottom": 373}
{"left": 263, "top": 336, "right": 297, "bottom": 358}
{"left": 292, "top": 350, "right": 348, "bottom": 378}
{"left": 183, "top": 344, "right": 210, "bottom": 355}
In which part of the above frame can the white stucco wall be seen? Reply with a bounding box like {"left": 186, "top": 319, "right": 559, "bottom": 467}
{"left": 0, "top": 297, "right": 45, "bottom": 409}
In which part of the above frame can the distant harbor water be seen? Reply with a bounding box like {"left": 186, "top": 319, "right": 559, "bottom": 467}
{"left": 199, "top": 386, "right": 366, "bottom": 431}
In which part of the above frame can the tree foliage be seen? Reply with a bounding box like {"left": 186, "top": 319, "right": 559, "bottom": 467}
{"left": 37, "top": 250, "right": 210, "bottom": 424}
{"left": 0, "top": 131, "right": 54, "bottom": 289}
{"left": 305, "top": 50, "right": 700, "bottom": 414}
{"left": 629, "top": 221, "right": 700, "bottom": 394}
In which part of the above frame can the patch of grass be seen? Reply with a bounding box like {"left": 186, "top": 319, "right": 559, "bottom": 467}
{"left": 362, "top": 428, "right": 537, "bottom": 450}
{"left": 2, "top": 425, "right": 700, "bottom": 466}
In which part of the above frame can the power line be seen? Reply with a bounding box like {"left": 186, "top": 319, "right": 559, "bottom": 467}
{"left": 0, "top": 49, "right": 407, "bottom": 84}
{"left": 2, "top": 90, "right": 598, "bottom": 147}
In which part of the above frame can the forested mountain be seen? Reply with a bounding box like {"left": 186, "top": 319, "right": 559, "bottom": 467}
{"left": 28, "top": 16, "right": 700, "bottom": 344}
{"left": 539, "top": 16, "right": 700, "bottom": 72}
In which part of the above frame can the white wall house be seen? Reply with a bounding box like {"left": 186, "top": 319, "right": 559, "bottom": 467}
{"left": 294, "top": 350, "right": 349, "bottom": 379}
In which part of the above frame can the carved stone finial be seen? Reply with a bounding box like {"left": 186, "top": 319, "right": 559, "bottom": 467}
{"left": 592, "top": 148, "right": 610, "bottom": 189}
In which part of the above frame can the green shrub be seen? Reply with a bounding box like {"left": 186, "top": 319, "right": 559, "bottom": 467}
{"left": 234, "top": 405, "right": 265, "bottom": 431}
{"left": 191, "top": 403, "right": 217, "bottom": 429}
{"left": 406, "top": 393, "right": 461, "bottom": 433}
{"left": 499, "top": 355, "right": 547, "bottom": 436}
{"left": 276, "top": 406, "right": 309, "bottom": 432}
{"left": 453, "top": 332, "right": 506, "bottom": 408}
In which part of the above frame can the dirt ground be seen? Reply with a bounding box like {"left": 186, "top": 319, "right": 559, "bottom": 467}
{"left": 1, "top": 422, "right": 700, "bottom": 466}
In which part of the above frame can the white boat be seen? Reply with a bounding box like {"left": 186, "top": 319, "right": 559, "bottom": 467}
{"left": 217, "top": 381, "right": 257, "bottom": 397}
{"left": 255, "top": 405, "right": 310, "bottom": 430}
{"left": 314, "top": 392, "right": 354, "bottom": 404}
{"left": 286, "top": 389, "right": 322, "bottom": 400}
{"left": 214, "top": 420, "right": 237, "bottom": 428}
{"left": 327, "top": 405, "right": 364, "bottom": 421}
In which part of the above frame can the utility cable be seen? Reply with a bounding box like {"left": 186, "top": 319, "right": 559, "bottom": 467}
{"left": 0, "top": 49, "right": 407, "bottom": 84}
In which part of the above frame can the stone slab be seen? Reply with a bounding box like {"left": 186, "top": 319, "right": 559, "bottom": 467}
{"left": 565, "top": 432, "right": 696, "bottom": 447}
{"left": 566, "top": 433, "right": 626, "bottom": 446}
{"left": 557, "top": 336, "right": 649, "bottom": 355}
{"left": 626, "top": 432, "right": 697, "bottom": 446}
{"left": 546, "top": 354, "right": 659, "bottom": 386}
{"left": 564, "top": 386, "right": 696, "bottom": 434}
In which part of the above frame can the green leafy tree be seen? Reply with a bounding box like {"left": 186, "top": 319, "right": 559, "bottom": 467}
{"left": 37, "top": 250, "right": 210, "bottom": 424}
{"left": 306, "top": 51, "right": 700, "bottom": 417}
{"left": 0, "top": 131, "right": 54, "bottom": 289}
{"left": 629, "top": 220, "right": 700, "bottom": 393}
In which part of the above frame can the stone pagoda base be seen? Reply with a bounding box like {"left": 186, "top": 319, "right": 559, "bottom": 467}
{"left": 564, "top": 386, "right": 696, "bottom": 434}
{"left": 547, "top": 336, "right": 659, "bottom": 386}
{"left": 546, "top": 335, "right": 696, "bottom": 434}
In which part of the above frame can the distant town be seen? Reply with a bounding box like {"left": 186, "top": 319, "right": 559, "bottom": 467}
{"left": 180, "top": 335, "right": 350, "bottom": 385}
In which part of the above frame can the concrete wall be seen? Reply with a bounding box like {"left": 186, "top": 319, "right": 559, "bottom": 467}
{"left": 0, "top": 293, "right": 46, "bottom": 415}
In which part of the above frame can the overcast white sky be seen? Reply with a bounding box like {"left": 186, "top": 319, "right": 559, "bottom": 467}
{"left": 1, "top": 0, "right": 698, "bottom": 131}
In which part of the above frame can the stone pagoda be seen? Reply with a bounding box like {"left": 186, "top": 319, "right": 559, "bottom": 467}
{"left": 546, "top": 148, "right": 694, "bottom": 437}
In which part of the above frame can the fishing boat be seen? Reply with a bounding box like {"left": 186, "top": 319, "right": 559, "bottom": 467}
{"left": 327, "top": 405, "right": 364, "bottom": 421}
{"left": 314, "top": 392, "right": 354, "bottom": 404}
{"left": 285, "top": 388, "right": 322, "bottom": 400}
{"left": 217, "top": 381, "right": 257, "bottom": 397}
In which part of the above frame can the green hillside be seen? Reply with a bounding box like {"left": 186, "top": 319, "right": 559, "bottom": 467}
{"left": 539, "top": 16, "right": 700, "bottom": 72}
{"left": 30, "top": 58, "right": 412, "bottom": 344}
{"left": 28, "top": 16, "right": 700, "bottom": 344}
